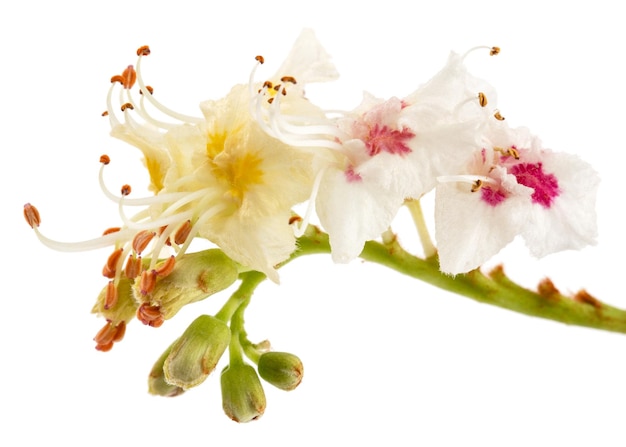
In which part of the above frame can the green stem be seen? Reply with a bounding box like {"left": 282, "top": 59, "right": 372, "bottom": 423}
{"left": 293, "top": 225, "right": 626, "bottom": 335}
{"left": 214, "top": 271, "right": 266, "bottom": 323}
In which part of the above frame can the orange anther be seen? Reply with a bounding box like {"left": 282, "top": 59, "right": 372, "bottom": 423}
{"left": 94, "top": 321, "right": 117, "bottom": 345}
{"left": 263, "top": 80, "right": 273, "bottom": 89}
{"left": 155, "top": 255, "right": 176, "bottom": 277}
{"left": 104, "top": 248, "right": 124, "bottom": 272}
{"left": 132, "top": 230, "right": 156, "bottom": 254}
{"left": 478, "top": 92, "right": 488, "bottom": 107}
{"left": 100, "top": 154, "right": 111, "bottom": 164}
{"left": 111, "top": 74, "right": 124, "bottom": 84}
{"left": 137, "top": 45, "right": 151, "bottom": 56}
{"left": 140, "top": 270, "right": 157, "bottom": 295}
{"left": 288, "top": 216, "right": 302, "bottom": 225}
{"left": 490, "top": 46, "right": 501, "bottom": 56}
{"left": 104, "top": 281, "right": 119, "bottom": 310}
{"left": 121, "top": 102, "right": 134, "bottom": 111}
{"left": 255, "top": 55, "right": 265, "bottom": 64}
{"left": 173, "top": 220, "right": 192, "bottom": 245}
{"left": 112, "top": 321, "right": 126, "bottom": 342}
{"left": 140, "top": 85, "right": 154, "bottom": 95}
{"left": 121, "top": 65, "right": 136, "bottom": 89}
{"left": 137, "top": 303, "right": 163, "bottom": 326}
{"left": 280, "top": 76, "right": 297, "bottom": 84}
{"left": 121, "top": 184, "right": 132, "bottom": 196}
{"left": 124, "top": 254, "right": 142, "bottom": 279}
{"left": 102, "top": 226, "right": 121, "bottom": 236}
{"left": 101, "top": 111, "right": 109, "bottom": 117}
{"left": 23, "top": 203, "right": 41, "bottom": 228}
{"left": 95, "top": 341, "right": 114, "bottom": 352}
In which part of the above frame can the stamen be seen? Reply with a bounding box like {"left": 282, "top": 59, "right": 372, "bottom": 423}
{"left": 94, "top": 321, "right": 117, "bottom": 345}
{"left": 140, "top": 85, "right": 154, "bottom": 95}
{"left": 121, "top": 102, "right": 134, "bottom": 111}
{"left": 255, "top": 55, "right": 265, "bottom": 64}
{"left": 155, "top": 255, "right": 176, "bottom": 277}
{"left": 280, "top": 76, "right": 297, "bottom": 84}
{"left": 102, "top": 227, "right": 121, "bottom": 236}
{"left": 494, "top": 110, "right": 505, "bottom": 120}
{"left": 136, "top": 45, "right": 151, "bottom": 56}
{"left": 101, "top": 111, "right": 109, "bottom": 117}
{"left": 103, "top": 248, "right": 124, "bottom": 278}
{"left": 140, "top": 269, "right": 157, "bottom": 295}
{"left": 104, "top": 281, "right": 119, "bottom": 310}
{"left": 173, "top": 220, "right": 192, "bottom": 245}
{"left": 293, "top": 168, "right": 325, "bottom": 237}
{"left": 100, "top": 154, "right": 111, "bottom": 165}
{"left": 471, "top": 179, "right": 483, "bottom": 192}
{"left": 112, "top": 321, "right": 126, "bottom": 342}
{"left": 132, "top": 230, "right": 156, "bottom": 254}
{"left": 23, "top": 203, "right": 41, "bottom": 228}
{"left": 121, "top": 65, "right": 137, "bottom": 89}
{"left": 478, "top": 92, "right": 488, "bottom": 107}
{"left": 124, "top": 254, "right": 142, "bottom": 279}
{"left": 121, "top": 184, "right": 132, "bottom": 196}
{"left": 490, "top": 46, "right": 501, "bottom": 56}
{"left": 461, "top": 45, "right": 501, "bottom": 61}
{"left": 137, "top": 303, "right": 164, "bottom": 327}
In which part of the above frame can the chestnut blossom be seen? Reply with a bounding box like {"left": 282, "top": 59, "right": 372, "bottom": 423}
{"left": 258, "top": 50, "right": 498, "bottom": 262}
{"left": 435, "top": 121, "right": 599, "bottom": 275}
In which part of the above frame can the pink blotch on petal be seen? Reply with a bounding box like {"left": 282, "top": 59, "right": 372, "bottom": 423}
{"left": 365, "top": 124, "right": 414, "bottom": 157}
{"left": 480, "top": 186, "right": 507, "bottom": 206}
{"left": 345, "top": 166, "right": 363, "bottom": 182}
{"left": 510, "top": 162, "right": 560, "bottom": 208}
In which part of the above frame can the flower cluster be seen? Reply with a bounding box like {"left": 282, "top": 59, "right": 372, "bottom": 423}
{"left": 23, "top": 29, "right": 599, "bottom": 421}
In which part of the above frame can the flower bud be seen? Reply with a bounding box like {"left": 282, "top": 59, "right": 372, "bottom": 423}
{"left": 134, "top": 249, "right": 239, "bottom": 320}
{"left": 221, "top": 364, "right": 266, "bottom": 423}
{"left": 148, "top": 341, "right": 185, "bottom": 397}
{"left": 257, "top": 352, "right": 304, "bottom": 391}
{"left": 163, "top": 315, "right": 230, "bottom": 389}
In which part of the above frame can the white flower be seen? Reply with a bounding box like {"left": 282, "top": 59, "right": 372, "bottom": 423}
{"left": 435, "top": 121, "right": 599, "bottom": 275}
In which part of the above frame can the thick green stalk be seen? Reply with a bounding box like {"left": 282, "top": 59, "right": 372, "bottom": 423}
{"left": 295, "top": 226, "right": 626, "bottom": 335}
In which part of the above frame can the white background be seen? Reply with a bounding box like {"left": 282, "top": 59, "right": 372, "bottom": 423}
{"left": 2, "top": 1, "right": 625, "bottom": 446}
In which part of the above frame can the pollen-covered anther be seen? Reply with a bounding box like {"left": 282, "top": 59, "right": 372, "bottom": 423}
{"left": 121, "top": 65, "right": 137, "bottom": 89}
{"left": 132, "top": 230, "right": 156, "bottom": 254}
{"left": 490, "top": 46, "right": 501, "bottom": 56}
{"left": 471, "top": 179, "right": 483, "bottom": 192}
{"left": 100, "top": 154, "right": 111, "bottom": 165}
{"left": 121, "top": 102, "right": 134, "bottom": 112}
{"left": 102, "top": 247, "right": 124, "bottom": 278}
{"left": 104, "top": 280, "right": 119, "bottom": 309}
{"left": 280, "top": 76, "right": 297, "bottom": 84}
{"left": 121, "top": 184, "right": 132, "bottom": 196}
{"left": 124, "top": 254, "right": 142, "bottom": 279}
{"left": 155, "top": 255, "right": 176, "bottom": 277}
{"left": 478, "top": 92, "right": 488, "bottom": 107}
{"left": 507, "top": 147, "right": 520, "bottom": 160}
{"left": 102, "top": 226, "right": 121, "bottom": 236}
{"left": 173, "top": 220, "right": 192, "bottom": 245}
{"left": 140, "top": 269, "right": 157, "bottom": 295}
{"left": 255, "top": 55, "right": 265, "bottom": 64}
{"left": 494, "top": 110, "right": 505, "bottom": 121}
{"left": 23, "top": 203, "right": 41, "bottom": 228}
{"left": 140, "top": 85, "right": 154, "bottom": 95}
{"left": 136, "top": 45, "right": 151, "bottom": 56}
{"left": 137, "top": 302, "right": 164, "bottom": 327}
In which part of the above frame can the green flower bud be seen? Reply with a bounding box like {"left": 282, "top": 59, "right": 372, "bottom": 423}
{"left": 163, "top": 315, "right": 231, "bottom": 389}
{"left": 134, "top": 249, "right": 239, "bottom": 320}
{"left": 148, "top": 341, "right": 185, "bottom": 397}
{"left": 257, "top": 352, "right": 304, "bottom": 391}
{"left": 221, "top": 364, "right": 266, "bottom": 423}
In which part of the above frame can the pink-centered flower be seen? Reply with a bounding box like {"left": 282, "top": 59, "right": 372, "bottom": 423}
{"left": 435, "top": 121, "right": 599, "bottom": 275}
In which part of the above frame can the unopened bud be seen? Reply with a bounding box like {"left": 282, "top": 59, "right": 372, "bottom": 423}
{"left": 134, "top": 249, "right": 239, "bottom": 320}
{"left": 221, "top": 364, "right": 266, "bottom": 423}
{"left": 163, "top": 315, "right": 230, "bottom": 389}
{"left": 148, "top": 341, "right": 185, "bottom": 397}
{"left": 257, "top": 352, "right": 304, "bottom": 391}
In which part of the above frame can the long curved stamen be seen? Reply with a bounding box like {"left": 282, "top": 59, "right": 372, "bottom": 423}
{"left": 33, "top": 225, "right": 136, "bottom": 252}
{"left": 293, "top": 167, "right": 326, "bottom": 237}
{"left": 135, "top": 52, "right": 203, "bottom": 125}
{"left": 461, "top": 45, "right": 500, "bottom": 61}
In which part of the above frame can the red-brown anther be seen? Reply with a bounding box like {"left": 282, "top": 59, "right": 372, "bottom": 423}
{"left": 121, "top": 65, "right": 137, "bottom": 89}
{"left": 267, "top": 97, "right": 274, "bottom": 104}
{"left": 94, "top": 321, "right": 118, "bottom": 346}
{"left": 280, "top": 75, "right": 297, "bottom": 84}
{"left": 101, "top": 111, "right": 109, "bottom": 117}
{"left": 159, "top": 225, "right": 172, "bottom": 246}
{"left": 112, "top": 321, "right": 126, "bottom": 342}
{"left": 23, "top": 203, "right": 41, "bottom": 228}
{"left": 121, "top": 184, "right": 132, "bottom": 196}
{"left": 255, "top": 55, "right": 265, "bottom": 64}
{"left": 263, "top": 80, "right": 273, "bottom": 89}
{"left": 103, "top": 248, "right": 124, "bottom": 275}
{"left": 288, "top": 216, "right": 302, "bottom": 225}
{"left": 173, "top": 220, "right": 192, "bottom": 245}
{"left": 102, "top": 226, "right": 121, "bottom": 236}
{"left": 140, "top": 270, "right": 157, "bottom": 295}
{"left": 132, "top": 230, "right": 156, "bottom": 254}
{"left": 104, "top": 280, "right": 119, "bottom": 310}
{"left": 490, "top": 46, "right": 501, "bottom": 56}
{"left": 95, "top": 341, "right": 114, "bottom": 352}
{"left": 574, "top": 289, "right": 602, "bottom": 309}
{"left": 155, "top": 255, "right": 176, "bottom": 277}
{"left": 148, "top": 318, "right": 164, "bottom": 328}
{"left": 137, "top": 45, "right": 151, "bottom": 56}
{"left": 100, "top": 154, "right": 111, "bottom": 165}
{"left": 110, "top": 74, "right": 124, "bottom": 84}
{"left": 140, "top": 85, "right": 154, "bottom": 95}
{"left": 121, "top": 102, "right": 134, "bottom": 111}
{"left": 137, "top": 303, "right": 163, "bottom": 326}
{"left": 124, "top": 254, "right": 142, "bottom": 279}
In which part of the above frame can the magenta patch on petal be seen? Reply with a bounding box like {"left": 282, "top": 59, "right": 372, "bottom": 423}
{"left": 365, "top": 124, "right": 414, "bottom": 157}
{"left": 480, "top": 186, "right": 507, "bottom": 206}
{"left": 510, "top": 162, "right": 560, "bottom": 208}
{"left": 345, "top": 166, "right": 362, "bottom": 182}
